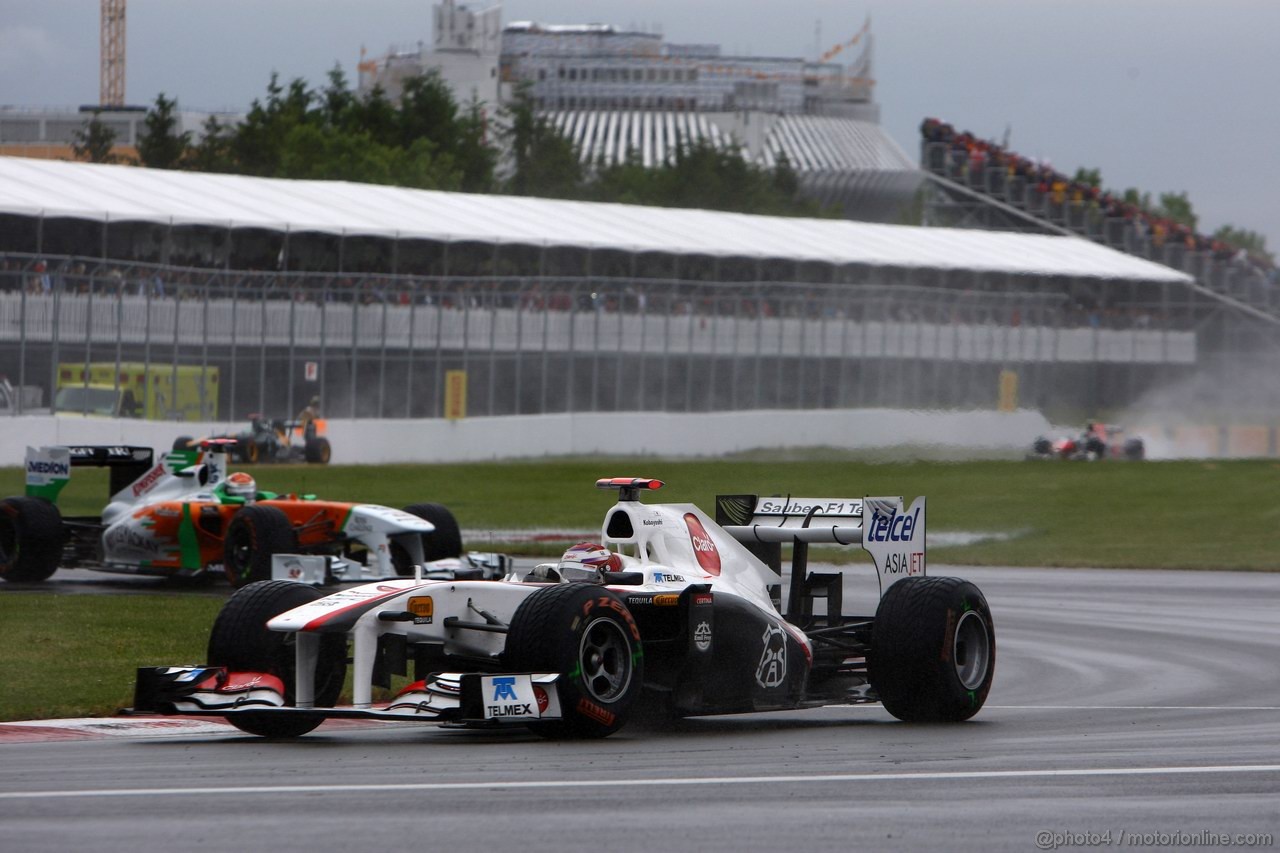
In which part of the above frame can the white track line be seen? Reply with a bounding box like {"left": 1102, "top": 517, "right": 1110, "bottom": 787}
{"left": 985, "top": 705, "right": 1280, "bottom": 711}
{"left": 2, "top": 764, "right": 1278, "bottom": 800}
{"left": 826, "top": 704, "right": 1280, "bottom": 711}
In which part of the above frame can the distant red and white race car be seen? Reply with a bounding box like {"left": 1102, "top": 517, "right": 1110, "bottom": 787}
{"left": 1030, "top": 422, "right": 1146, "bottom": 461}
{"left": 132, "top": 478, "right": 996, "bottom": 738}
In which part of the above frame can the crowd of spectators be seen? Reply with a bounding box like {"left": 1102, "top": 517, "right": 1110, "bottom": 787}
{"left": 920, "top": 117, "right": 1278, "bottom": 291}
{"left": 1, "top": 253, "right": 1182, "bottom": 333}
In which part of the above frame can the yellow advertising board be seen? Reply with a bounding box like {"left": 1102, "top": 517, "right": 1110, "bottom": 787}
{"left": 445, "top": 370, "right": 467, "bottom": 420}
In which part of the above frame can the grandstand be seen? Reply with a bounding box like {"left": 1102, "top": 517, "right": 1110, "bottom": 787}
{"left": 918, "top": 118, "right": 1279, "bottom": 323}
{"left": 916, "top": 118, "right": 1280, "bottom": 433}
{"left": 0, "top": 156, "right": 1209, "bottom": 424}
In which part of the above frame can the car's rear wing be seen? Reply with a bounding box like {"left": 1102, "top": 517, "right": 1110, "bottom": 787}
{"left": 25, "top": 445, "right": 154, "bottom": 503}
{"left": 715, "top": 493, "right": 926, "bottom": 599}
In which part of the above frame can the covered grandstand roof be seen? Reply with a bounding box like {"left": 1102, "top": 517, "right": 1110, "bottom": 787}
{"left": 0, "top": 156, "right": 1191, "bottom": 283}
{"left": 545, "top": 111, "right": 915, "bottom": 172}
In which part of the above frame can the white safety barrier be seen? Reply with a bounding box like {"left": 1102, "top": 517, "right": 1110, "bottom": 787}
{"left": 0, "top": 409, "right": 1051, "bottom": 467}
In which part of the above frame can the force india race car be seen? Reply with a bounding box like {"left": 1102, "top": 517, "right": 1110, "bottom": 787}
{"left": 0, "top": 441, "right": 479, "bottom": 587}
{"left": 131, "top": 478, "right": 996, "bottom": 738}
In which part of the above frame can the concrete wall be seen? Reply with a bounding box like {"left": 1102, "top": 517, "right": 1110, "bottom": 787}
{"left": 0, "top": 408, "right": 1052, "bottom": 467}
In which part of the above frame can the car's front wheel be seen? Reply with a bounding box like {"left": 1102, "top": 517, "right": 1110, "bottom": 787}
{"left": 504, "top": 583, "right": 643, "bottom": 738}
{"left": 207, "top": 580, "right": 347, "bottom": 737}
{"left": 868, "top": 576, "right": 995, "bottom": 722}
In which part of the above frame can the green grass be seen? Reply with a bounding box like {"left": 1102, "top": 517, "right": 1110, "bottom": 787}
{"left": 4, "top": 456, "right": 1279, "bottom": 569}
{"left": 2, "top": 456, "right": 1278, "bottom": 722}
{"left": 0, "top": 594, "right": 223, "bottom": 722}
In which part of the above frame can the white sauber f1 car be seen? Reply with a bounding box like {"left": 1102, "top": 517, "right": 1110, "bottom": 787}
{"left": 1, "top": 442, "right": 501, "bottom": 586}
{"left": 132, "top": 478, "right": 995, "bottom": 738}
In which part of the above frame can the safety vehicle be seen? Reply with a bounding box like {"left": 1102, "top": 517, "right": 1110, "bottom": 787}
{"left": 0, "top": 441, "right": 468, "bottom": 587}
{"left": 131, "top": 478, "right": 996, "bottom": 738}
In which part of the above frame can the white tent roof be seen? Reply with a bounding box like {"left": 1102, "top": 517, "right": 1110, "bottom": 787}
{"left": 0, "top": 156, "right": 1191, "bottom": 283}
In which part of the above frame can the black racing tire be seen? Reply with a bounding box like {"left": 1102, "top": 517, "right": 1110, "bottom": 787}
{"left": 224, "top": 505, "right": 298, "bottom": 588}
{"left": 207, "top": 580, "right": 347, "bottom": 738}
{"left": 304, "top": 436, "right": 331, "bottom": 464}
{"left": 242, "top": 439, "right": 261, "bottom": 465}
{"left": 172, "top": 435, "right": 194, "bottom": 452}
{"left": 0, "top": 497, "right": 64, "bottom": 583}
{"left": 869, "top": 576, "right": 995, "bottom": 722}
{"left": 504, "top": 583, "right": 643, "bottom": 738}
{"left": 402, "top": 502, "right": 463, "bottom": 563}
{"left": 1124, "top": 438, "right": 1146, "bottom": 461}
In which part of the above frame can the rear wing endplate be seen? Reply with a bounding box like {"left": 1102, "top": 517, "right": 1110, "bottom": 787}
{"left": 26, "top": 445, "right": 155, "bottom": 503}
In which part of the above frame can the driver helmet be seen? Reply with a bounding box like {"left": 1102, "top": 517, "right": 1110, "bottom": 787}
{"left": 558, "top": 542, "right": 622, "bottom": 583}
{"left": 225, "top": 471, "right": 257, "bottom": 503}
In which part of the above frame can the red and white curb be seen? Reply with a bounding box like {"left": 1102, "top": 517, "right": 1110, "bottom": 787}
{"left": 0, "top": 718, "right": 240, "bottom": 743}
{"left": 0, "top": 717, "right": 380, "bottom": 743}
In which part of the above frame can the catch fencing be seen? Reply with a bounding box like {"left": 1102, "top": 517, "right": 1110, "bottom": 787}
{"left": 1, "top": 254, "right": 1201, "bottom": 422}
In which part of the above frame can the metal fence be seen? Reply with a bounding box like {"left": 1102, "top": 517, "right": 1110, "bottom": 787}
{"left": 0, "top": 253, "right": 1212, "bottom": 423}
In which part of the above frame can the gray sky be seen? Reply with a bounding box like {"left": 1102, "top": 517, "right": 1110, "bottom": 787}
{"left": 2, "top": 0, "right": 1277, "bottom": 250}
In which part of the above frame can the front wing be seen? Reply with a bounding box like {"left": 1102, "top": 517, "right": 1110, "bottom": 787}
{"left": 131, "top": 666, "right": 563, "bottom": 725}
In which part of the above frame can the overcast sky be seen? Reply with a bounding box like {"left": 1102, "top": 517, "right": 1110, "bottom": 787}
{"left": 2, "top": 0, "right": 1277, "bottom": 249}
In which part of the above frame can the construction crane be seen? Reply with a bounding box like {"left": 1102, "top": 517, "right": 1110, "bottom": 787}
{"left": 817, "top": 17, "right": 869, "bottom": 65}
{"left": 101, "top": 0, "right": 126, "bottom": 107}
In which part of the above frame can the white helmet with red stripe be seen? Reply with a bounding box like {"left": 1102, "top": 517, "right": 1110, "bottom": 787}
{"left": 558, "top": 542, "right": 622, "bottom": 582}
{"left": 225, "top": 471, "right": 257, "bottom": 503}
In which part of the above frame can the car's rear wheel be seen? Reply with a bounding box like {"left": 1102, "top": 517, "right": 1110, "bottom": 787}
{"left": 224, "top": 505, "right": 297, "bottom": 588}
{"left": 0, "top": 497, "right": 63, "bottom": 583}
{"left": 304, "top": 436, "right": 331, "bottom": 464}
{"left": 504, "top": 583, "right": 642, "bottom": 738}
{"left": 869, "top": 576, "right": 995, "bottom": 722}
{"left": 207, "top": 580, "right": 347, "bottom": 737}
{"left": 401, "top": 503, "right": 462, "bottom": 564}
{"left": 242, "top": 439, "right": 261, "bottom": 464}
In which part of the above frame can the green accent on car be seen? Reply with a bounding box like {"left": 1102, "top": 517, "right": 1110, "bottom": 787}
{"left": 25, "top": 480, "right": 68, "bottom": 503}
{"left": 165, "top": 450, "right": 201, "bottom": 473}
{"left": 178, "top": 503, "right": 202, "bottom": 569}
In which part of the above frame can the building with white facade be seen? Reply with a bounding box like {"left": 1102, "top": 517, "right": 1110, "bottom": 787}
{"left": 359, "top": 2, "right": 920, "bottom": 221}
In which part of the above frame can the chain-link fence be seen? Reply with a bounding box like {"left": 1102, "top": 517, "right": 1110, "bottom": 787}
{"left": 0, "top": 252, "right": 1226, "bottom": 424}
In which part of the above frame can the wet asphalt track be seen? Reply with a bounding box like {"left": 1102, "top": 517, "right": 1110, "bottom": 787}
{"left": 2, "top": 565, "right": 1278, "bottom": 852}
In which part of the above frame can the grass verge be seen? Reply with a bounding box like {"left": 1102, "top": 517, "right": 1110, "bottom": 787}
{"left": 1, "top": 456, "right": 1277, "bottom": 722}
{"left": 1, "top": 594, "right": 222, "bottom": 722}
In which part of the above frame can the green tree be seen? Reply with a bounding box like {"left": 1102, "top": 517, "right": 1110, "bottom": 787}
{"left": 502, "top": 84, "right": 584, "bottom": 197}
{"left": 72, "top": 112, "right": 118, "bottom": 163}
{"left": 398, "top": 71, "right": 459, "bottom": 150}
{"left": 1072, "top": 167, "right": 1102, "bottom": 188}
{"left": 1153, "top": 191, "right": 1197, "bottom": 230}
{"left": 1121, "top": 188, "right": 1152, "bottom": 210}
{"left": 1213, "top": 224, "right": 1273, "bottom": 262}
{"left": 453, "top": 98, "right": 497, "bottom": 192}
{"left": 137, "top": 93, "right": 191, "bottom": 169}
{"left": 188, "top": 115, "right": 235, "bottom": 172}
{"left": 232, "top": 74, "right": 315, "bottom": 175}
{"left": 320, "top": 65, "right": 358, "bottom": 132}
